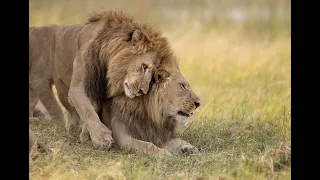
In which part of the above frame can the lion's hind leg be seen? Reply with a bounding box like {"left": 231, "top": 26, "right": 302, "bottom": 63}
{"left": 33, "top": 101, "right": 51, "bottom": 119}
{"left": 54, "top": 78, "right": 80, "bottom": 133}
{"left": 35, "top": 80, "right": 65, "bottom": 126}
{"left": 79, "top": 123, "right": 91, "bottom": 143}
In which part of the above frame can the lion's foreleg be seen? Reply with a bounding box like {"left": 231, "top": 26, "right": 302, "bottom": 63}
{"left": 162, "top": 138, "right": 200, "bottom": 155}
{"left": 111, "top": 117, "right": 172, "bottom": 158}
{"left": 68, "top": 54, "right": 113, "bottom": 149}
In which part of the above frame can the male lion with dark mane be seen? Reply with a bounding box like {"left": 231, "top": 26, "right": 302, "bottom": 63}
{"left": 81, "top": 55, "right": 201, "bottom": 157}
{"left": 29, "top": 9, "right": 173, "bottom": 149}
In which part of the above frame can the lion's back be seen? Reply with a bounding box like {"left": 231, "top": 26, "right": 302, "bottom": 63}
{"left": 29, "top": 24, "right": 61, "bottom": 71}
{"left": 53, "top": 24, "right": 84, "bottom": 84}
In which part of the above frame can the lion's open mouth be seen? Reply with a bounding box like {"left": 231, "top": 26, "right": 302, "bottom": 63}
{"left": 178, "top": 110, "right": 196, "bottom": 117}
{"left": 178, "top": 111, "right": 190, "bottom": 117}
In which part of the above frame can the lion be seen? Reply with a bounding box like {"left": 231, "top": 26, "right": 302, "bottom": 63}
{"left": 29, "top": 27, "right": 65, "bottom": 123}
{"left": 32, "top": 101, "right": 51, "bottom": 119}
{"left": 29, "top": 9, "right": 173, "bottom": 149}
{"left": 81, "top": 55, "right": 201, "bottom": 157}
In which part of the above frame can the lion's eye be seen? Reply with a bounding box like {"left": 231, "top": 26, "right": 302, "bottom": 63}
{"left": 181, "top": 84, "right": 187, "bottom": 90}
{"left": 142, "top": 64, "right": 148, "bottom": 72}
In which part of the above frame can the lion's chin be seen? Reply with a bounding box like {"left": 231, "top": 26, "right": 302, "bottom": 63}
{"left": 174, "top": 115, "right": 188, "bottom": 126}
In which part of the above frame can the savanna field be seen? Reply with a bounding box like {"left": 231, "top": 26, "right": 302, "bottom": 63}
{"left": 29, "top": 0, "right": 291, "bottom": 179}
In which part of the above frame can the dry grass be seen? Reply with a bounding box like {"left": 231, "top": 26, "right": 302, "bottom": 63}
{"left": 29, "top": 0, "right": 291, "bottom": 179}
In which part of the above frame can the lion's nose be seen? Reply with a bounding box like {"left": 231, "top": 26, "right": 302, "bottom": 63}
{"left": 138, "top": 89, "right": 145, "bottom": 95}
{"left": 195, "top": 101, "right": 200, "bottom": 108}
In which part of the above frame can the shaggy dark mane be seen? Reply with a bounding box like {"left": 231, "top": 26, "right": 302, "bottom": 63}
{"left": 83, "top": 46, "right": 108, "bottom": 106}
{"left": 81, "top": 9, "right": 173, "bottom": 102}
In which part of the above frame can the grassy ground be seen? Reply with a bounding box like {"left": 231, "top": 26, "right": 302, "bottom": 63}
{"left": 29, "top": 1, "right": 291, "bottom": 179}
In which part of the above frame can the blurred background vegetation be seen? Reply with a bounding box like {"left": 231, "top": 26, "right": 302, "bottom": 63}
{"left": 29, "top": 0, "right": 291, "bottom": 179}
{"left": 30, "top": 0, "right": 290, "bottom": 38}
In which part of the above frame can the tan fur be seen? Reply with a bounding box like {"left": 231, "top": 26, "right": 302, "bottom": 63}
{"left": 81, "top": 56, "right": 201, "bottom": 157}
{"left": 29, "top": 25, "right": 66, "bottom": 125}
{"left": 33, "top": 101, "right": 51, "bottom": 119}
{"left": 29, "top": 9, "right": 173, "bottom": 149}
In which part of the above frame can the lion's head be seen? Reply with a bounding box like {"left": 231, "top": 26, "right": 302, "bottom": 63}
{"left": 146, "top": 58, "right": 201, "bottom": 126}
{"left": 122, "top": 51, "right": 158, "bottom": 98}
{"left": 83, "top": 10, "right": 172, "bottom": 102}
{"left": 101, "top": 55, "right": 200, "bottom": 146}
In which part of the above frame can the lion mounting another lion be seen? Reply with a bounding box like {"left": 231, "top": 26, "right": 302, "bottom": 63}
{"left": 29, "top": 9, "right": 173, "bottom": 149}
{"left": 29, "top": 9, "right": 201, "bottom": 157}
{"left": 81, "top": 55, "right": 201, "bottom": 157}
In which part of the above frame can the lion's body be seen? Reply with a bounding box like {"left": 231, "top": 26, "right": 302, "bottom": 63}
{"left": 29, "top": 9, "right": 173, "bottom": 149}
{"left": 29, "top": 24, "right": 83, "bottom": 129}
{"left": 29, "top": 25, "right": 67, "bottom": 123}
{"left": 80, "top": 57, "right": 201, "bottom": 157}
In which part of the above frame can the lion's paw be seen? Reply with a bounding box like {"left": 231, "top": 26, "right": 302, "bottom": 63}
{"left": 89, "top": 123, "right": 114, "bottom": 150}
{"left": 180, "top": 145, "right": 200, "bottom": 155}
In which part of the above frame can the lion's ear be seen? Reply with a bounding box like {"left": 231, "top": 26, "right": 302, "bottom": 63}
{"left": 128, "top": 29, "right": 144, "bottom": 44}
{"left": 154, "top": 68, "right": 170, "bottom": 83}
